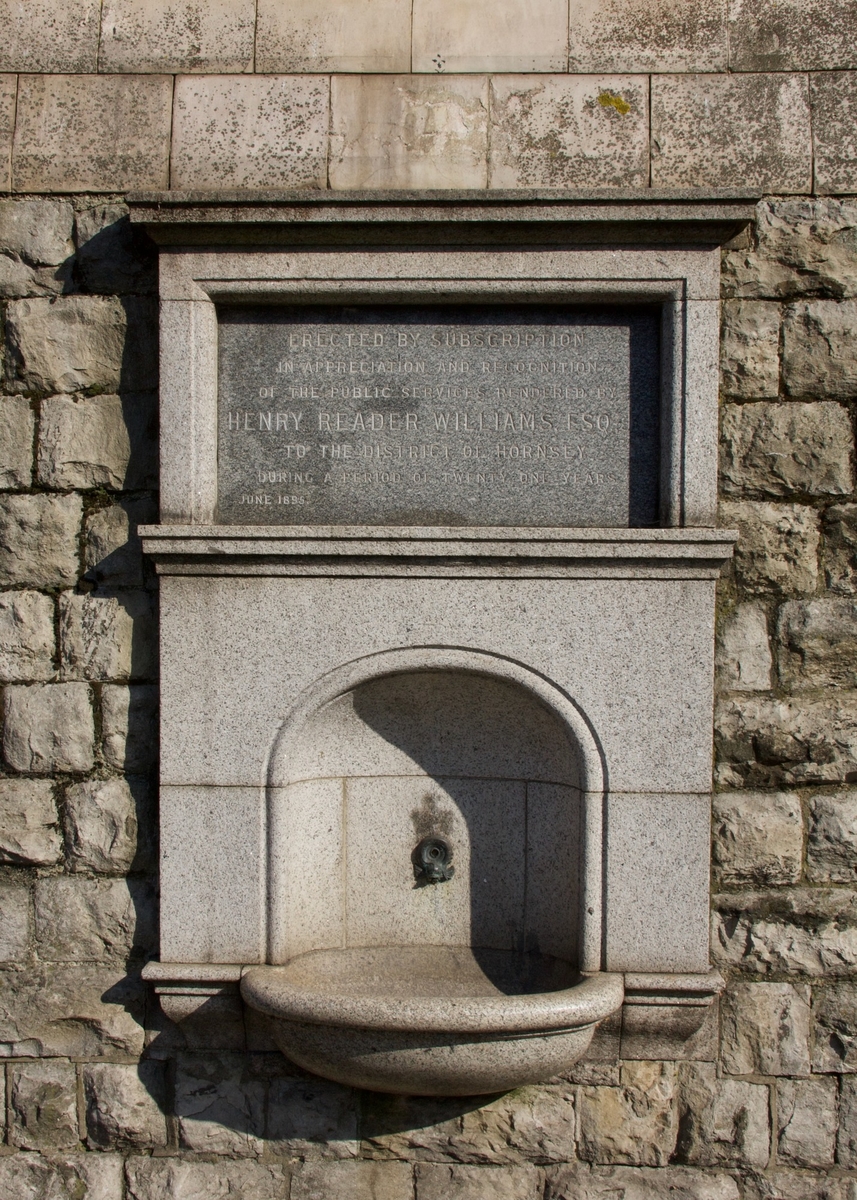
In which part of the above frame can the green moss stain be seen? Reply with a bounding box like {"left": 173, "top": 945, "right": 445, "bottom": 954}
{"left": 598, "top": 90, "right": 631, "bottom": 116}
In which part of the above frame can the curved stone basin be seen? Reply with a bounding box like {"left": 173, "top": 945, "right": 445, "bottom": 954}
{"left": 241, "top": 946, "right": 624, "bottom": 1095}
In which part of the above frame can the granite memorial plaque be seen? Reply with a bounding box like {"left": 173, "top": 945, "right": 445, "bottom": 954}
{"left": 216, "top": 305, "right": 660, "bottom": 527}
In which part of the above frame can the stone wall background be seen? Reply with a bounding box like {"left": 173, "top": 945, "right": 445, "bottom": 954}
{"left": 3, "top": 2, "right": 857, "bottom": 1198}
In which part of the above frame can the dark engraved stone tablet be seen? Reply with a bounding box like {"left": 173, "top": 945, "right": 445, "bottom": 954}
{"left": 216, "top": 305, "right": 660, "bottom": 528}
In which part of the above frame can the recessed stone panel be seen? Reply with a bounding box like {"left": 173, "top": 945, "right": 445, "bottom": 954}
{"left": 216, "top": 304, "right": 661, "bottom": 528}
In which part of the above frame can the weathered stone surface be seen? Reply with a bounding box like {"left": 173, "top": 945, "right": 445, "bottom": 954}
{"left": 489, "top": 76, "right": 648, "bottom": 188}
{"left": 837, "top": 1075, "right": 857, "bottom": 1165}
{"left": 720, "top": 301, "right": 780, "bottom": 399}
{"left": 101, "top": 683, "right": 159, "bottom": 772}
{"left": 292, "top": 1160, "right": 412, "bottom": 1200}
{"left": 413, "top": 0, "right": 566, "bottom": 73}
{"left": 75, "top": 204, "right": 156, "bottom": 296}
{"left": 0, "top": 589, "right": 55, "bottom": 681}
{"left": 721, "top": 982, "right": 811, "bottom": 1076}
{"left": 784, "top": 300, "right": 857, "bottom": 399}
{"left": 0, "top": 395, "right": 34, "bottom": 487}
{"left": 712, "top": 792, "right": 802, "bottom": 886}
{"left": 330, "top": 76, "right": 488, "bottom": 190}
{"left": 267, "top": 1075, "right": 358, "bottom": 1158}
{"left": 714, "top": 889, "right": 857, "bottom": 977}
{"left": 0, "top": 1153, "right": 123, "bottom": 1200}
{"left": 13, "top": 74, "right": 172, "bottom": 191}
{"left": 0, "top": 253, "right": 71, "bottom": 299}
{"left": 9, "top": 296, "right": 125, "bottom": 393}
{"left": 0, "top": 75, "right": 14, "bottom": 191}
{"left": 256, "top": 0, "right": 410, "bottom": 72}
{"left": 125, "top": 1157, "right": 290, "bottom": 1200}
{"left": 0, "top": 0, "right": 101, "bottom": 71}
{"left": 38, "top": 393, "right": 156, "bottom": 490}
{"left": 100, "top": 0, "right": 255, "bottom": 73}
{"left": 84, "top": 1061, "right": 166, "bottom": 1149}
{"left": 719, "top": 502, "right": 819, "bottom": 598}
{"left": 3, "top": 682, "right": 94, "bottom": 774}
{"left": 171, "top": 75, "right": 329, "bottom": 190}
{"left": 723, "top": 200, "right": 857, "bottom": 301}
{"left": 812, "top": 71, "right": 857, "bottom": 195}
{"left": 175, "top": 1052, "right": 266, "bottom": 1155}
{"left": 0, "top": 963, "right": 145, "bottom": 1057}
{"left": 0, "top": 493, "right": 82, "bottom": 587}
{"left": 59, "top": 590, "right": 157, "bottom": 683}
{"left": 577, "top": 1062, "right": 677, "bottom": 1166}
{"left": 808, "top": 792, "right": 857, "bottom": 883}
{"left": 651, "top": 73, "right": 811, "bottom": 191}
{"left": 0, "top": 778, "right": 61, "bottom": 866}
{"left": 777, "top": 1077, "right": 837, "bottom": 1167}
{"left": 84, "top": 496, "right": 157, "bottom": 588}
{"left": 741, "top": 1171, "right": 854, "bottom": 1200}
{"left": 9, "top": 1059, "right": 79, "bottom": 1151}
{"left": 676, "top": 1063, "right": 770, "bottom": 1168}
{"left": 415, "top": 1163, "right": 542, "bottom": 1200}
{"left": 567, "top": 0, "right": 726, "bottom": 72}
{"left": 35, "top": 876, "right": 155, "bottom": 962}
{"left": 812, "top": 983, "right": 857, "bottom": 1072}
{"left": 720, "top": 402, "right": 853, "bottom": 498}
{"left": 0, "top": 199, "right": 74, "bottom": 265}
{"left": 545, "top": 1164, "right": 741, "bottom": 1200}
{"left": 825, "top": 504, "right": 857, "bottom": 594}
{"left": 715, "top": 602, "right": 772, "bottom": 692}
{"left": 715, "top": 693, "right": 857, "bottom": 788}
{"left": 729, "top": 0, "right": 857, "bottom": 70}
{"left": 0, "top": 883, "right": 31, "bottom": 961}
{"left": 779, "top": 599, "right": 857, "bottom": 691}
{"left": 64, "top": 777, "right": 149, "bottom": 874}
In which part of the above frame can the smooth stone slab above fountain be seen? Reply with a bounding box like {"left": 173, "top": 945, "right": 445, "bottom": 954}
{"left": 133, "top": 192, "right": 746, "bottom": 1093}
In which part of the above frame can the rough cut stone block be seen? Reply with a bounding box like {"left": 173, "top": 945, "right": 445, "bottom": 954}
{"left": 489, "top": 76, "right": 648, "bottom": 189}
{"left": 415, "top": 1163, "right": 542, "bottom": 1200}
{"left": 808, "top": 792, "right": 857, "bottom": 884}
{"left": 838, "top": 1076, "right": 857, "bottom": 1165}
{"left": 778, "top": 598, "right": 857, "bottom": 691}
{"left": 84, "top": 1062, "right": 166, "bottom": 1149}
{"left": 720, "top": 300, "right": 780, "bottom": 399}
{"left": 9, "top": 1059, "right": 79, "bottom": 1150}
{"left": 75, "top": 204, "right": 157, "bottom": 296}
{"left": 0, "top": 1153, "right": 123, "bottom": 1200}
{"left": 84, "top": 496, "right": 158, "bottom": 589}
{"left": 813, "top": 983, "right": 857, "bottom": 1073}
{"left": 171, "top": 75, "right": 329, "bottom": 190}
{"left": 577, "top": 1062, "right": 677, "bottom": 1167}
{"left": 293, "top": 1161, "right": 412, "bottom": 1200}
{"left": 568, "top": 0, "right": 726, "bottom": 72}
{"left": 330, "top": 76, "right": 488, "bottom": 190}
{"left": 826, "top": 504, "right": 857, "bottom": 594}
{"left": 651, "top": 73, "right": 811, "bottom": 191}
{"left": 256, "top": 0, "right": 410, "bottom": 72}
{"left": 730, "top": 0, "right": 857, "bottom": 70}
{"left": 721, "top": 982, "right": 811, "bottom": 1076}
{"left": 101, "top": 683, "right": 159, "bottom": 772}
{"left": 413, "top": 0, "right": 567, "bottom": 73}
{"left": 0, "top": 589, "right": 55, "bottom": 681}
{"left": 125, "top": 1157, "right": 289, "bottom": 1200}
{"left": 38, "top": 393, "right": 152, "bottom": 490}
{"left": 3, "top": 682, "right": 94, "bottom": 774}
{"left": 719, "top": 501, "right": 819, "bottom": 598}
{"left": 0, "top": 75, "right": 14, "bottom": 191}
{"left": 0, "top": 255, "right": 71, "bottom": 299}
{"left": 715, "top": 693, "right": 857, "bottom": 788}
{"left": 64, "top": 777, "right": 150, "bottom": 874}
{"left": 35, "top": 876, "right": 155, "bottom": 962}
{"left": 676, "top": 1063, "right": 770, "bottom": 1168}
{"left": 13, "top": 74, "right": 172, "bottom": 192}
{"left": 8, "top": 296, "right": 133, "bottom": 394}
{"left": 715, "top": 602, "right": 771, "bottom": 692}
{"left": 0, "top": 883, "right": 31, "bottom": 961}
{"left": 0, "top": 778, "right": 61, "bottom": 866}
{"left": 267, "top": 1076, "right": 358, "bottom": 1158}
{"left": 714, "top": 889, "right": 857, "bottom": 977}
{"left": 777, "top": 1077, "right": 837, "bottom": 1167}
{"left": 100, "top": 0, "right": 255, "bottom": 73}
{"left": 60, "top": 590, "right": 157, "bottom": 683}
{"left": 0, "top": 395, "right": 34, "bottom": 487}
{"left": 544, "top": 1165, "right": 740, "bottom": 1200}
{"left": 721, "top": 402, "right": 853, "bottom": 498}
{"left": 0, "top": 963, "right": 145, "bottom": 1057}
{"left": 813, "top": 73, "right": 857, "bottom": 195}
{"left": 0, "top": 493, "right": 82, "bottom": 587}
{"left": 712, "top": 791, "right": 802, "bottom": 886}
{"left": 0, "top": 199, "right": 74, "bottom": 265}
{"left": 784, "top": 300, "right": 857, "bottom": 398}
{"left": 175, "top": 1052, "right": 266, "bottom": 1155}
{"left": 0, "top": 0, "right": 100, "bottom": 71}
